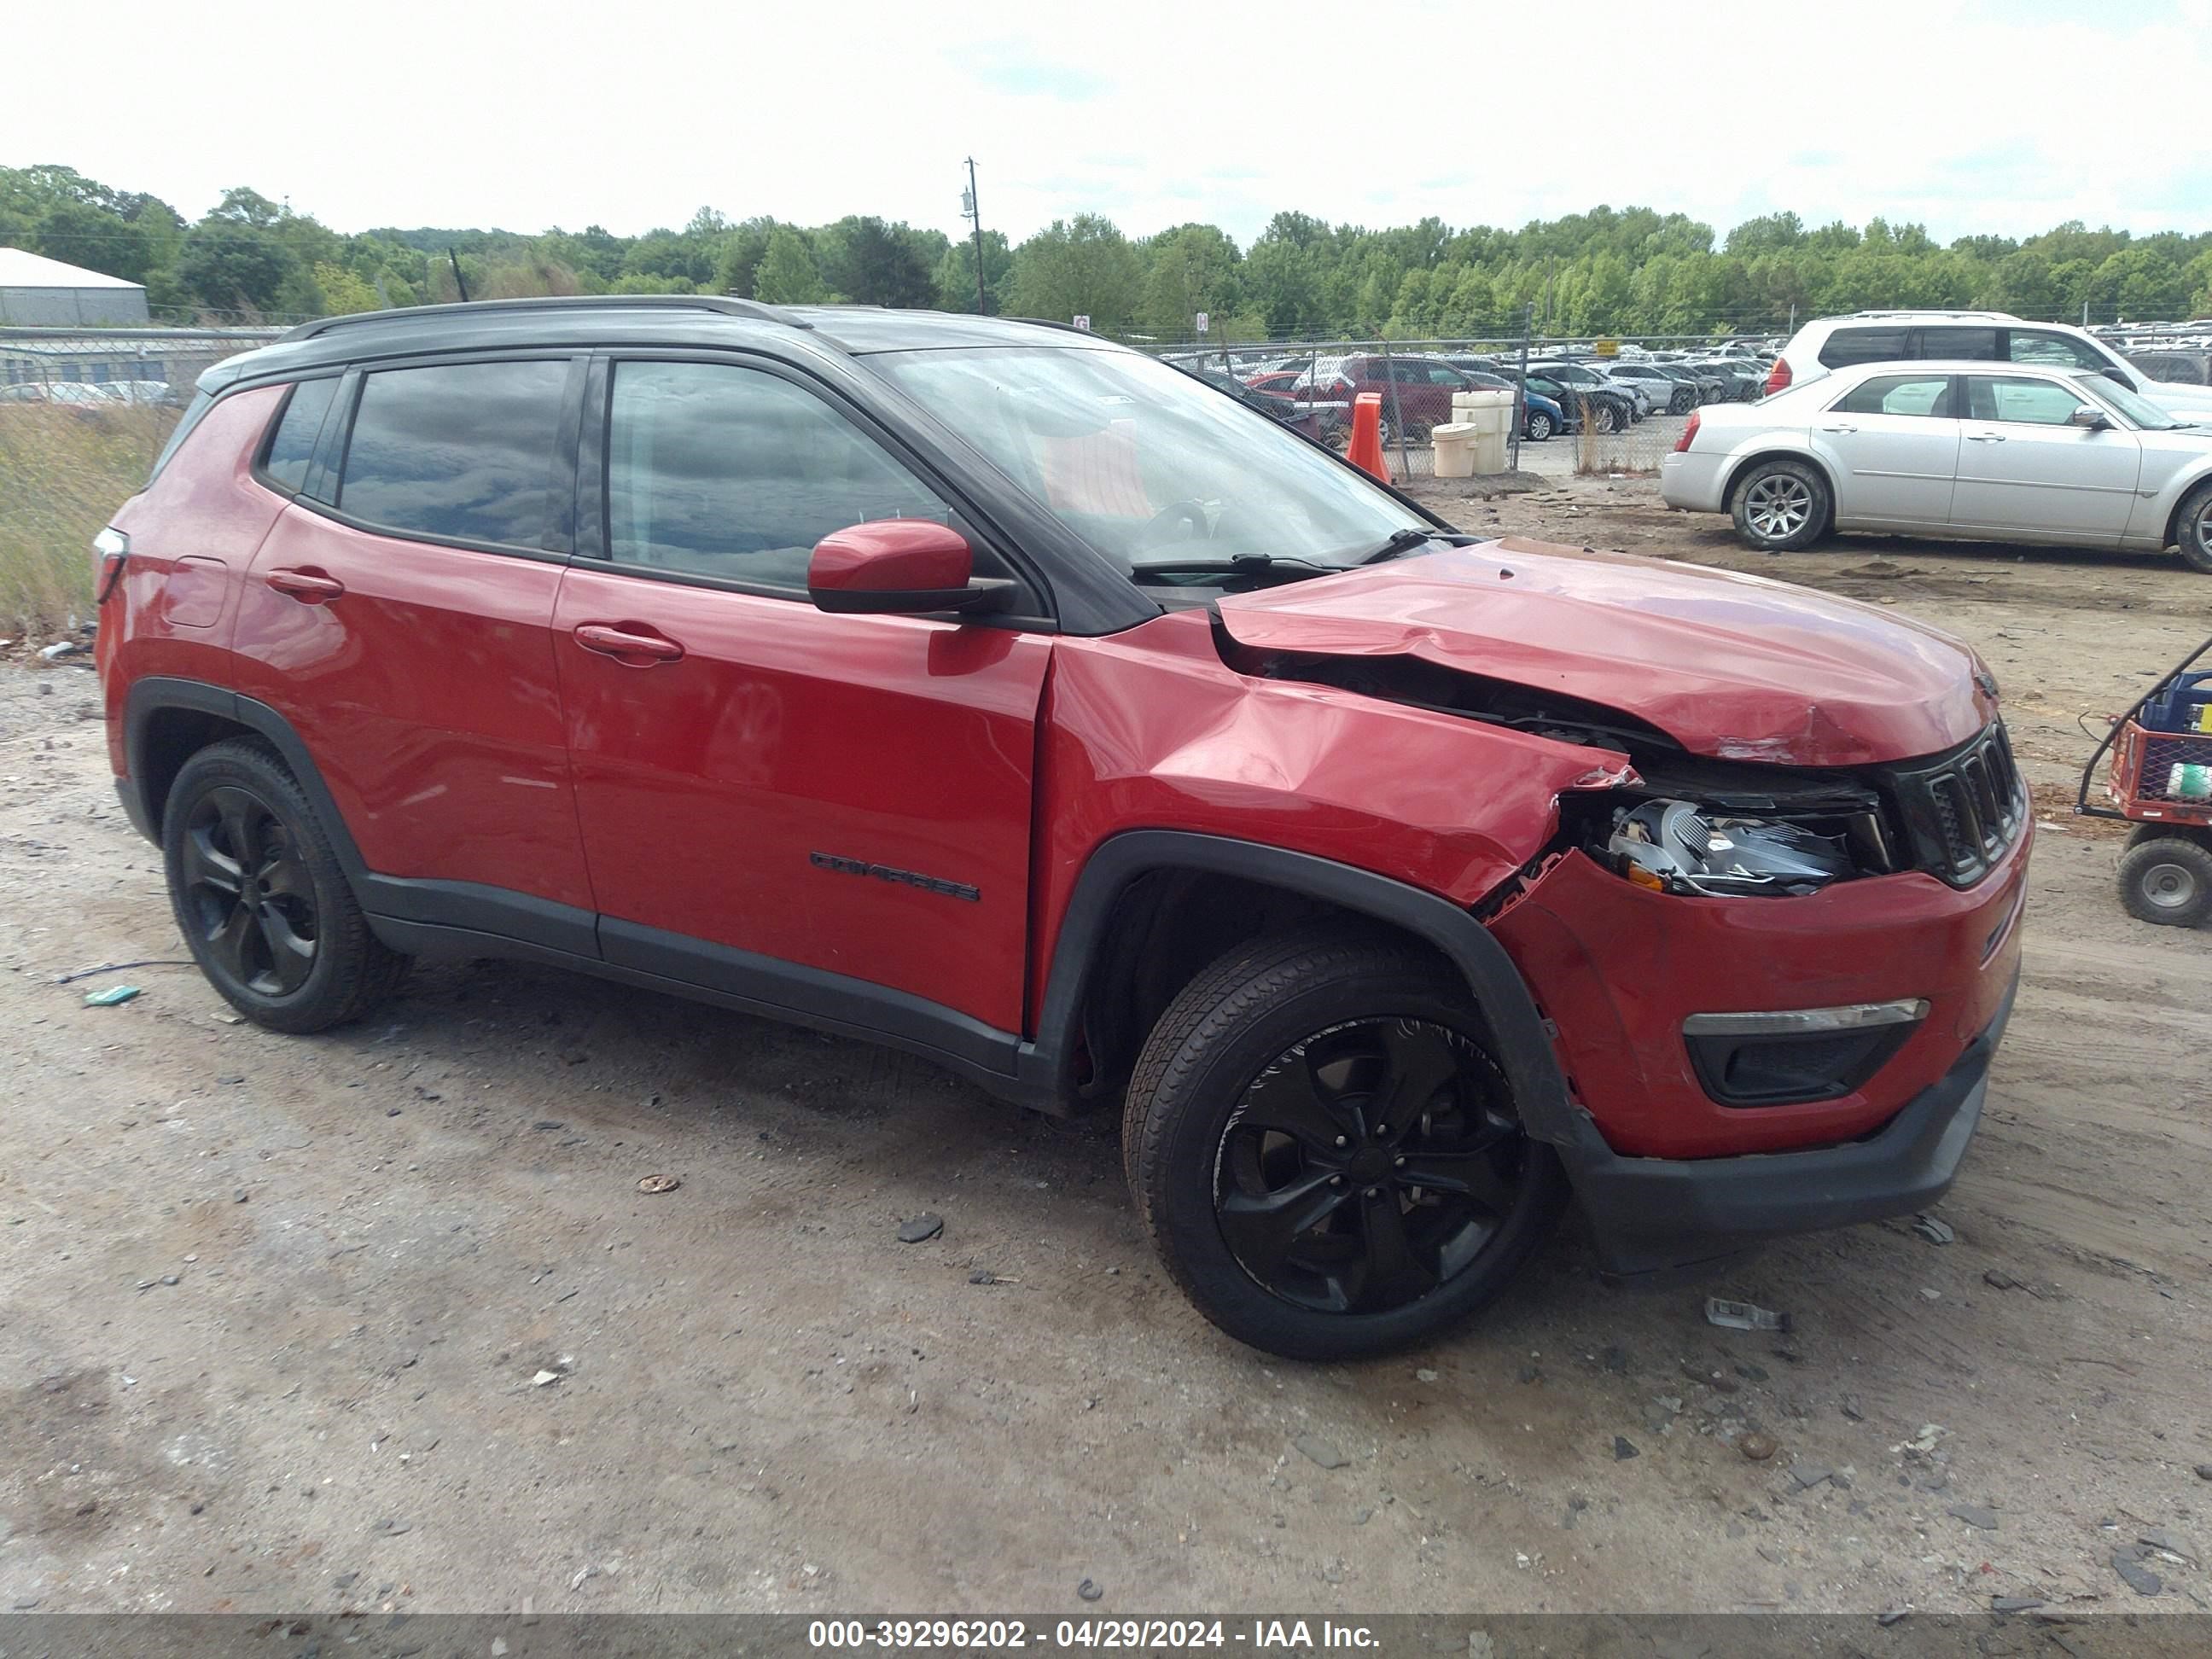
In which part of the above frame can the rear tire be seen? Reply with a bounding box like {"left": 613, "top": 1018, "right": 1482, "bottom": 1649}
{"left": 1122, "top": 927, "right": 1568, "bottom": 1359}
{"left": 2174, "top": 480, "right": 2212, "bottom": 575}
{"left": 1731, "top": 457, "right": 1831, "bottom": 552}
{"left": 2117, "top": 835, "right": 2212, "bottom": 928}
{"left": 162, "top": 739, "right": 409, "bottom": 1032}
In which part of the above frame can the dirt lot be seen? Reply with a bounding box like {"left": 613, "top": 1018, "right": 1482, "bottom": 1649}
{"left": 2, "top": 481, "right": 2209, "bottom": 1620}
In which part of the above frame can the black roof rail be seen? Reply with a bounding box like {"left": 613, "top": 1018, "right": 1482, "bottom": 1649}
{"left": 278, "top": 294, "right": 807, "bottom": 343}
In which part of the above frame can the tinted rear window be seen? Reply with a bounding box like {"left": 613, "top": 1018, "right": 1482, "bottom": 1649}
{"left": 1916, "top": 327, "right": 2000, "bottom": 360}
{"left": 337, "top": 360, "right": 569, "bottom": 549}
{"left": 1818, "top": 327, "right": 1910, "bottom": 368}
{"left": 262, "top": 377, "right": 341, "bottom": 493}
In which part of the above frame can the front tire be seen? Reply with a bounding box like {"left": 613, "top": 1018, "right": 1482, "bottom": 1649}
{"left": 163, "top": 739, "right": 409, "bottom": 1032}
{"left": 1731, "top": 457, "right": 1831, "bottom": 551}
{"left": 1123, "top": 928, "right": 1567, "bottom": 1359}
{"left": 2174, "top": 480, "right": 2212, "bottom": 574}
{"left": 1525, "top": 410, "right": 1555, "bottom": 443}
{"left": 2117, "top": 835, "right": 2212, "bottom": 928}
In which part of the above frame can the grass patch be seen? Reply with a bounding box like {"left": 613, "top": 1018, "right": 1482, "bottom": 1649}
{"left": 0, "top": 404, "right": 177, "bottom": 641}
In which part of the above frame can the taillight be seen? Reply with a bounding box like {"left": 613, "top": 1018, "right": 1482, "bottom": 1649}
{"left": 93, "top": 527, "right": 130, "bottom": 604}
{"left": 1763, "top": 358, "right": 1792, "bottom": 397}
{"left": 1674, "top": 410, "right": 1700, "bottom": 452}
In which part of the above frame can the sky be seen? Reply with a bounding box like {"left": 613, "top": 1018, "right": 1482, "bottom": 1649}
{"left": 8, "top": 0, "right": 2209, "bottom": 249}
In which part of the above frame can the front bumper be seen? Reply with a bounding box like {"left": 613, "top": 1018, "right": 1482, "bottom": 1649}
{"left": 1563, "top": 969, "right": 2015, "bottom": 1276}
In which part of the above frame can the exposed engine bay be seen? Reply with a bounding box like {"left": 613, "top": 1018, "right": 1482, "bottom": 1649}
{"left": 1235, "top": 645, "right": 1908, "bottom": 899}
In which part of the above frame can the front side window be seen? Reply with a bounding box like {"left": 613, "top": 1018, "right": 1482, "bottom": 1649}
{"left": 2007, "top": 330, "right": 2104, "bottom": 371}
{"left": 338, "top": 359, "right": 570, "bottom": 548}
{"left": 1835, "top": 374, "right": 1955, "bottom": 417}
{"left": 1966, "top": 375, "right": 2087, "bottom": 426}
{"left": 605, "top": 359, "right": 955, "bottom": 590}
{"left": 1818, "top": 327, "right": 1909, "bottom": 368}
{"left": 262, "top": 376, "right": 341, "bottom": 493}
{"left": 867, "top": 345, "right": 1419, "bottom": 576}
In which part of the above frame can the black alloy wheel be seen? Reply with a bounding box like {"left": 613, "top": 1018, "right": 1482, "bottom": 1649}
{"left": 162, "top": 738, "right": 408, "bottom": 1032}
{"left": 180, "top": 785, "right": 319, "bottom": 995}
{"left": 1123, "top": 928, "right": 1567, "bottom": 1359}
{"left": 1214, "top": 1016, "right": 1531, "bottom": 1316}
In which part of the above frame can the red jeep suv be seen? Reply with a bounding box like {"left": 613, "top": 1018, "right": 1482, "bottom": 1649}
{"left": 96, "top": 297, "right": 2028, "bottom": 1359}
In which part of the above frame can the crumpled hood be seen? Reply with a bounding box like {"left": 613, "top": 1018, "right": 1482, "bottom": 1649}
{"left": 1215, "top": 537, "right": 1996, "bottom": 766}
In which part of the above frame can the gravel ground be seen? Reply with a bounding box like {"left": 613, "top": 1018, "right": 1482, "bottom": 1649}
{"left": 1, "top": 482, "right": 2209, "bottom": 1619}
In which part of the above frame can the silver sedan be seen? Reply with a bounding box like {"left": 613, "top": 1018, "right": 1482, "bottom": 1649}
{"left": 1662, "top": 358, "right": 2212, "bottom": 573}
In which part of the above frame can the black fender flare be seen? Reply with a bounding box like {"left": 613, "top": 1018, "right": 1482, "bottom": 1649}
{"left": 121, "top": 677, "right": 370, "bottom": 876}
{"left": 1014, "top": 830, "right": 1577, "bottom": 1147}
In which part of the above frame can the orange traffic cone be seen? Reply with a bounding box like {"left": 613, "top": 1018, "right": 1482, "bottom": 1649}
{"left": 1345, "top": 392, "right": 1390, "bottom": 483}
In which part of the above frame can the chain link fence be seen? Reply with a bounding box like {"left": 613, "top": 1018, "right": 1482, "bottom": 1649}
{"left": 1139, "top": 330, "right": 1778, "bottom": 484}
{"left": 0, "top": 326, "right": 286, "bottom": 409}
{"left": 0, "top": 329, "right": 284, "bottom": 637}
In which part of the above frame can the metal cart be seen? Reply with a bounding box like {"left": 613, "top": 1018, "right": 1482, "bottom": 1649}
{"left": 2075, "top": 633, "right": 2212, "bottom": 928}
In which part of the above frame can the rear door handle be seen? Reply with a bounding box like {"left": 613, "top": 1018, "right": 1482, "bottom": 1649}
{"left": 265, "top": 568, "right": 346, "bottom": 603}
{"left": 573, "top": 623, "right": 684, "bottom": 665}
{"left": 1965, "top": 432, "right": 2006, "bottom": 443}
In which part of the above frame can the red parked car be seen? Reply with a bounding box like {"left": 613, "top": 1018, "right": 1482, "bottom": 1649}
{"left": 1290, "top": 354, "right": 1479, "bottom": 440}
{"left": 97, "top": 297, "right": 2027, "bottom": 1359}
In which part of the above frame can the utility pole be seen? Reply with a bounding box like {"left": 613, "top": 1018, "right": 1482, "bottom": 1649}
{"left": 963, "top": 159, "right": 987, "bottom": 317}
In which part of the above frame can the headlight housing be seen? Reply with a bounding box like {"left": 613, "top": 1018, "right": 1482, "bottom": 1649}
{"left": 1607, "top": 798, "right": 1854, "bottom": 898}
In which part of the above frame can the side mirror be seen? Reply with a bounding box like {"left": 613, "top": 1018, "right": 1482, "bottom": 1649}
{"left": 2069, "top": 405, "right": 2112, "bottom": 430}
{"left": 2102, "top": 366, "right": 2133, "bottom": 388}
{"left": 807, "top": 521, "right": 1014, "bottom": 616}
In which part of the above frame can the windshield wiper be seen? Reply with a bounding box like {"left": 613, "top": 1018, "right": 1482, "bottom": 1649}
{"left": 1127, "top": 553, "right": 1342, "bottom": 581}
{"left": 1358, "top": 527, "right": 1476, "bottom": 563}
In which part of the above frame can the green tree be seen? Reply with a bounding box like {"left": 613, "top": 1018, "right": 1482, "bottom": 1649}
{"left": 934, "top": 230, "right": 1013, "bottom": 314}
{"left": 1139, "top": 223, "right": 1242, "bottom": 336}
{"left": 176, "top": 224, "right": 297, "bottom": 315}
{"left": 752, "top": 228, "right": 825, "bottom": 305}
{"left": 33, "top": 201, "right": 154, "bottom": 283}
{"left": 819, "top": 216, "right": 936, "bottom": 307}
{"left": 713, "top": 218, "right": 784, "bottom": 297}
{"left": 1725, "top": 212, "right": 1804, "bottom": 257}
{"left": 1004, "top": 215, "right": 1142, "bottom": 333}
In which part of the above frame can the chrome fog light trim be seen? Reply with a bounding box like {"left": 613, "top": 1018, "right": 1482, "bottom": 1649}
{"left": 1682, "top": 999, "right": 1930, "bottom": 1038}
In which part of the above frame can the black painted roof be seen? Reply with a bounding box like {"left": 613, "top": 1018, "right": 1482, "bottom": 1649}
{"left": 204, "top": 296, "right": 1119, "bottom": 392}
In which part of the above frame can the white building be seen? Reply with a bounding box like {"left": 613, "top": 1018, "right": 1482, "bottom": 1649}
{"left": 0, "top": 247, "right": 151, "bottom": 326}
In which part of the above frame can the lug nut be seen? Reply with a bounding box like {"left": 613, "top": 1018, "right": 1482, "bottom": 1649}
{"left": 1394, "top": 1155, "right": 1406, "bottom": 1168}
{"left": 1365, "top": 1186, "right": 1381, "bottom": 1199}
{"left": 1334, "top": 1135, "right": 1349, "bottom": 1148}
{"left": 1330, "top": 1175, "right": 1345, "bottom": 1187}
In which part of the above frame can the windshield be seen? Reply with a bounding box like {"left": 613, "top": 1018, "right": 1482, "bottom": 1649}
{"left": 2081, "top": 372, "right": 2185, "bottom": 430}
{"left": 869, "top": 346, "right": 1418, "bottom": 573}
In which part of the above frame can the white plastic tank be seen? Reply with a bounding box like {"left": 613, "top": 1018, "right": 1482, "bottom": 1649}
{"left": 1430, "top": 422, "right": 1479, "bottom": 478}
{"left": 1451, "top": 387, "right": 1516, "bottom": 471}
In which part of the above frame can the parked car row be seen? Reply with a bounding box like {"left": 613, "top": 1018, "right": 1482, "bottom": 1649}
{"left": 0, "top": 379, "right": 179, "bottom": 408}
